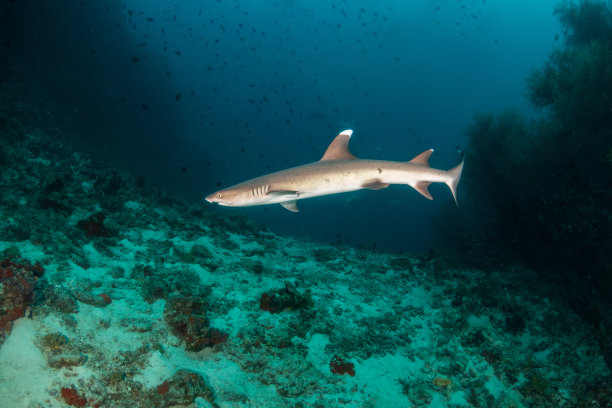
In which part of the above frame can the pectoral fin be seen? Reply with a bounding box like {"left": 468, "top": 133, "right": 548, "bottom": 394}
{"left": 361, "top": 179, "right": 390, "bottom": 190}
{"left": 268, "top": 190, "right": 299, "bottom": 198}
{"left": 280, "top": 201, "right": 299, "bottom": 212}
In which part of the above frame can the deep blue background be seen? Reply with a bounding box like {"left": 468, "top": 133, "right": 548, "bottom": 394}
{"left": 2, "top": 0, "right": 560, "bottom": 250}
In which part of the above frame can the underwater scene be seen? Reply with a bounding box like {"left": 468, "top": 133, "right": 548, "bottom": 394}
{"left": 0, "top": 0, "right": 611, "bottom": 407}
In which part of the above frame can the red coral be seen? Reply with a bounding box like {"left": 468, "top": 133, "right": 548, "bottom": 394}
{"left": 61, "top": 387, "right": 87, "bottom": 407}
{"left": 330, "top": 355, "right": 355, "bottom": 377}
{"left": 259, "top": 293, "right": 274, "bottom": 313}
{"left": 0, "top": 265, "right": 13, "bottom": 279}
{"left": 206, "top": 328, "right": 229, "bottom": 346}
{"left": 98, "top": 293, "right": 112, "bottom": 305}
{"left": 157, "top": 380, "right": 170, "bottom": 395}
{"left": 0, "top": 307, "right": 25, "bottom": 335}
{"left": 0, "top": 259, "right": 44, "bottom": 282}
{"left": 1, "top": 258, "right": 44, "bottom": 339}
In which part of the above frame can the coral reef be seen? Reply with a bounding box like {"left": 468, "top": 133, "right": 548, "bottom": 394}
{"left": 329, "top": 355, "right": 355, "bottom": 377}
{"left": 163, "top": 295, "right": 228, "bottom": 351}
{"left": 259, "top": 282, "right": 313, "bottom": 313}
{"left": 60, "top": 387, "right": 87, "bottom": 407}
{"left": 76, "top": 212, "right": 113, "bottom": 238}
{"left": 0, "top": 254, "right": 44, "bottom": 344}
{"left": 0, "top": 131, "right": 608, "bottom": 405}
{"left": 0, "top": 55, "right": 610, "bottom": 406}
{"left": 154, "top": 369, "right": 218, "bottom": 408}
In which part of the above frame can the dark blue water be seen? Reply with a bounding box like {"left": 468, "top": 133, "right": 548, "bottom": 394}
{"left": 1, "top": 0, "right": 560, "bottom": 250}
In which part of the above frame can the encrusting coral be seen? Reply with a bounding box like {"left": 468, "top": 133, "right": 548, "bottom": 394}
{"left": 0, "top": 253, "right": 44, "bottom": 344}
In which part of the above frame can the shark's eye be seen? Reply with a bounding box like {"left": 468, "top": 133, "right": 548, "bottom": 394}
{"left": 216, "top": 193, "right": 223, "bottom": 198}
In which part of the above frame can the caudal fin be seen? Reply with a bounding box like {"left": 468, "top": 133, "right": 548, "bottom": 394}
{"left": 446, "top": 152, "right": 464, "bottom": 206}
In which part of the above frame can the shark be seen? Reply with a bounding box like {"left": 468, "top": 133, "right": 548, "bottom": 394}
{"left": 205, "top": 129, "right": 464, "bottom": 212}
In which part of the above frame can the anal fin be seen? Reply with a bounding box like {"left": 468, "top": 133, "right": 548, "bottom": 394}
{"left": 414, "top": 181, "right": 433, "bottom": 200}
{"left": 280, "top": 200, "right": 299, "bottom": 212}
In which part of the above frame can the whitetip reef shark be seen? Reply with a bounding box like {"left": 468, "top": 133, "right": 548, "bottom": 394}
{"left": 205, "top": 129, "right": 464, "bottom": 212}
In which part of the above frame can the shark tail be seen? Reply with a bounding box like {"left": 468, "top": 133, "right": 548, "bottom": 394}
{"left": 446, "top": 152, "right": 464, "bottom": 206}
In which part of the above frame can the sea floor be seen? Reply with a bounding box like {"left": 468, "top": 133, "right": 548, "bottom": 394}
{"left": 0, "top": 131, "right": 610, "bottom": 408}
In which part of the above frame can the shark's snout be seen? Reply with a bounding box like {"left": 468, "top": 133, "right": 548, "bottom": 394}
{"left": 206, "top": 191, "right": 234, "bottom": 206}
{"left": 204, "top": 192, "right": 219, "bottom": 204}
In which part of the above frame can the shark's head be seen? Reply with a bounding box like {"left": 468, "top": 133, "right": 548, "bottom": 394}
{"left": 206, "top": 189, "right": 246, "bottom": 207}
{"left": 205, "top": 186, "right": 261, "bottom": 207}
{"left": 206, "top": 183, "right": 298, "bottom": 208}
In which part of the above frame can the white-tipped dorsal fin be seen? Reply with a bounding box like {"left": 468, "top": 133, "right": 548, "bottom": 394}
{"left": 408, "top": 149, "right": 434, "bottom": 167}
{"left": 320, "top": 129, "right": 358, "bottom": 161}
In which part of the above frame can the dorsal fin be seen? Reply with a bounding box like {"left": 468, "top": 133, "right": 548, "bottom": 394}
{"left": 408, "top": 149, "right": 434, "bottom": 167}
{"left": 320, "top": 129, "right": 358, "bottom": 161}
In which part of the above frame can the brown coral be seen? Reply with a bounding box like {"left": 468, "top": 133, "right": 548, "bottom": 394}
{"left": 163, "top": 296, "right": 228, "bottom": 351}
{"left": 330, "top": 355, "right": 355, "bottom": 377}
